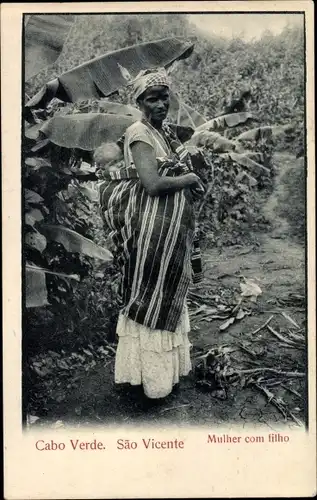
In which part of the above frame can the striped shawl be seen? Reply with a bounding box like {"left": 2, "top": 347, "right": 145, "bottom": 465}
{"left": 99, "top": 122, "right": 202, "bottom": 333}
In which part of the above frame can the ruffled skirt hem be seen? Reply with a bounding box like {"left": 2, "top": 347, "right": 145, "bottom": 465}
{"left": 114, "top": 307, "right": 192, "bottom": 399}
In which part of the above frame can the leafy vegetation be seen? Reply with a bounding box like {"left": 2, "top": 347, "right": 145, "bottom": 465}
{"left": 23, "top": 14, "right": 306, "bottom": 425}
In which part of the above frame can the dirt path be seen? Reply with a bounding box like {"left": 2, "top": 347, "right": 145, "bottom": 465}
{"left": 30, "top": 231, "right": 306, "bottom": 430}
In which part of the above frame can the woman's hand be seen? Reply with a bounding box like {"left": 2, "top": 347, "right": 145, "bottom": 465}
{"left": 185, "top": 172, "right": 204, "bottom": 188}
{"left": 131, "top": 142, "right": 207, "bottom": 197}
{"left": 185, "top": 173, "right": 206, "bottom": 199}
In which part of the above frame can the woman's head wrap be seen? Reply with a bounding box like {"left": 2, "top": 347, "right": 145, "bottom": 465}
{"left": 131, "top": 67, "right": 169, "bottom": 101}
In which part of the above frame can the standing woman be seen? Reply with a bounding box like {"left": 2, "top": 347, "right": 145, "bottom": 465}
{"left": 99, "top": 68, "right": 205, "bottom": 401}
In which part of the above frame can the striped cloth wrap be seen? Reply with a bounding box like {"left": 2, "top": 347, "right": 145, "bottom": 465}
{"left": 99, "top": 123, "right": 203, "bottom": 333}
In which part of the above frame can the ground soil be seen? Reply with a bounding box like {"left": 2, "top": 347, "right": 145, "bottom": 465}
{"left": 29, "top": 234, "right": 306, "bottom": 431}
{"left": 27, "top": 153, "right": 307, "bottom": 431}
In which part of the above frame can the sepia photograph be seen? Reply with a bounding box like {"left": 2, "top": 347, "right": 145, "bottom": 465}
{"left": 2, "top": 2, "right": 316, "bottom": 498}
{"left": 22, "top": 10, "right": 309, "bottom": 431}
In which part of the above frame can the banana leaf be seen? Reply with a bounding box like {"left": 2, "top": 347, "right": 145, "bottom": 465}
{"left": 237, "top": 124, "right": 294, "bottom": 142}
{"left": 25, "top": 14, "right": 75, "bottom": 81}
{"left": 25, "top": 189, "right": 44, "bottom": 205}
{"left": 92, "top": 97, "right": 199, "bottom": 132}
{"left": 71, "top": 100, "right": 143, "bottom": 117}
{"left": 95, "top": 101, "right": 142, "bottom": 118}
{"left": 168, "top": 123, "right": 195, "bottom": 143}
{"left": 25, "top": 263, "right": 80, "bottom": 308}
{"left": 25, "top": 100, "right": 141, "bottom": 143}
{"left": 236, "top": 171, "right": 258, "bottom": 187}
{"left": 25, "top": 122, "right": 44, "bottom": 140}
{"left": 220, "top": 152, "right": 271, "bottom": 178}
{"left": 39, "top": 224, "right": 113, "bottom": 261}
{"left": 25, "top": 208, "right": 44, "bottom": 227}
{"left": 25, "top": 232, "right": 47, "bottom": 253}
{"left": 26, "top": 38, "right": 194, "bottom": 111}
{"left": 39, "top": 113, "right": 135, "bottom": 150}
{"left": 26, "top": 265, "right": 49, "bottom": 307}
{"left": 25, "top": 157, "right": 51, "bottom": 170}
{"left": 241, "top": 152, "right": 264, "bottom": 163}
{"left": 169, "top": 91, "right": 207, "bottom": 128}
{"left": 37, "top": 112, "right": 194, "bottom": 151}
{"left": 30, "top": 139, "right": 51, "bottom": 154}
{"left": 97, "top": 94, "right": 202, "bottom": 131}
{"left": 196, "top": 112, "right": 256, "bottom": 132}
{"left": 187, "top": 130, "right": 242, "bottom": 153}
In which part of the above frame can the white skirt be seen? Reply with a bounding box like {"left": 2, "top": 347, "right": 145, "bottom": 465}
{"left": 115, "top": 305, "right": 192, "bottom": 399}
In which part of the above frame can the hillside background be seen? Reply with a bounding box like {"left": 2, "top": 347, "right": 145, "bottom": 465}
{"left": 26, "top": 14, "right": 305, "bottom": 143}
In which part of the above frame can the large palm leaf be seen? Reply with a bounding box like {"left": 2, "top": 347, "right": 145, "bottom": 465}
{"left": 39, "top": 224, "right": 113, "bottom": 261}
{"left": 25, "top": 264, "right": 81, "bottom": 308}
{"left": 237, "top": 124, "right": 294, "bottom": 142}
{"left": 168, "top": 91, "right": 206, "bottom": 128}
{"left": 26, "top": 38, "right": 194, "bottom": 111}
{"left": 195, "top": 112, "right": 257, "bottom": 133}
{"left": 32, "top": 110, "right": 194, "bottom": 151}
{"left": 187, "top": 130, "right": 243, "bottom": 153}
{"left": 25, "top": 14, "right": 75, "bottom": 81}
{"left": 220, "top": 152, "right": 271, "bottom": 178}
{"left": 39, "top": 113, "right": 136, "bottom": 150}
{"left": 92, "top": 100, "right": 142, "bottom": 118}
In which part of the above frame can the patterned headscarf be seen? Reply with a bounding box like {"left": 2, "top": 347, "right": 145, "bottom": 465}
{"left": 131, "top": 67, "right": 169, "bottom": 101}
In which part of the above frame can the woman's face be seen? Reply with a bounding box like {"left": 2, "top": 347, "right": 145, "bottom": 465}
{"left": 138, "top": 85, "right": 170, "bottom": 123}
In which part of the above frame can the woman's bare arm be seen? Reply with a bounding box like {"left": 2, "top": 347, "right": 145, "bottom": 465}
{"left": 131, "top": 141, "right": 202, "bottom": 196}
